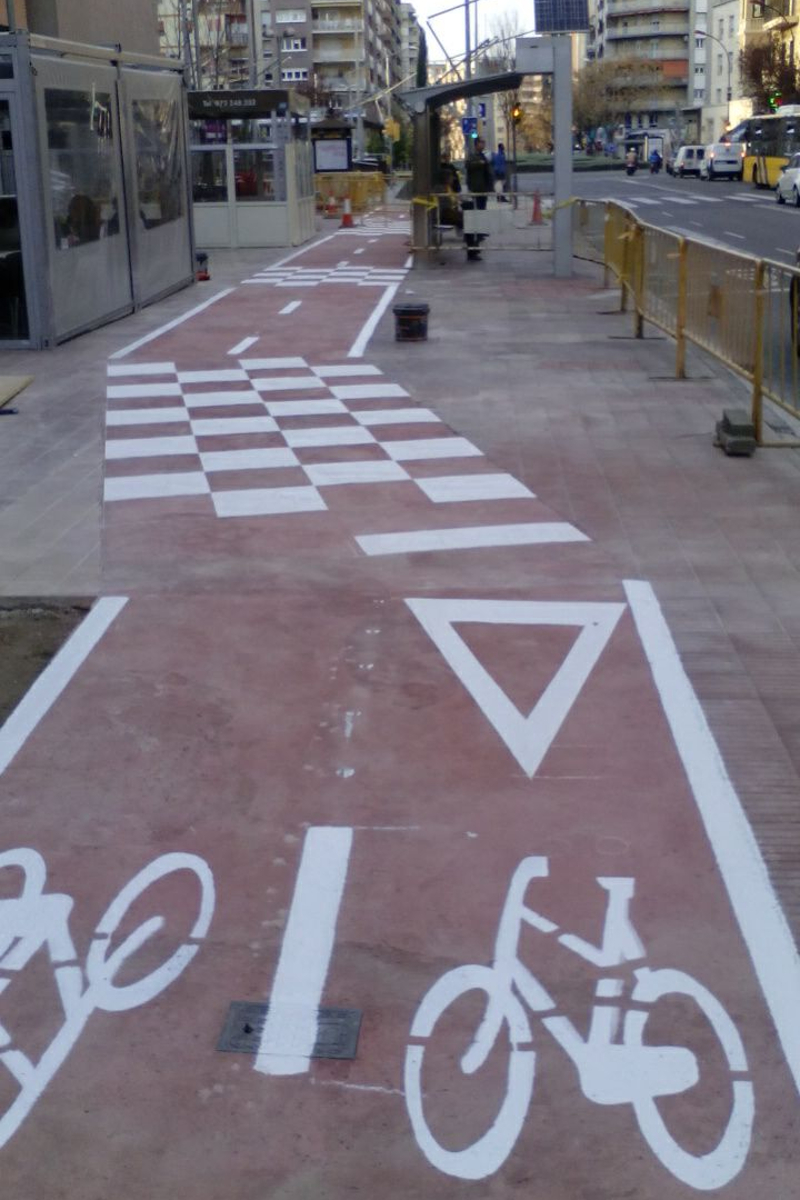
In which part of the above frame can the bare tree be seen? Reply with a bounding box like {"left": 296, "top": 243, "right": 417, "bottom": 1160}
{"left": 573, "top": 58, "right": 671, "bottom": 139}
{"left": 483, "top": 9, "right": 524, "bottom": 145}
{"left": 740, "top": 33, "right": 800, "bottom": 112}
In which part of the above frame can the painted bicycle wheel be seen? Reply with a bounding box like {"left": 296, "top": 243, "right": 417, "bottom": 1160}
{"left": 405, "top": 963, "right": 535, "bottom": 1181}
{"left": 626, "top": 966, "right": 754, "bottom": 1191}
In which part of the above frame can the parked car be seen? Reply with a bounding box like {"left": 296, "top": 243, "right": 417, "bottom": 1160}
{"left": 673, "top": 145, "right": 705, "bottom": 177}
{"left": 775, "top": 153, "right": 800, "bottom": 205}
{"left": 699, "top": 142, "right": 745, "bottom": 180}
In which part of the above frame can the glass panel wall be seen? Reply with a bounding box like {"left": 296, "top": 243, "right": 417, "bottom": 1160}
{"left": 192, "top": 148, "right": 228, "bottom": 201}
{"left": 233, "top": 148, "right": 276, "bottom": 200}
{"left": 0, "top": 98, "right": 29, "bottom": 340}
{"left": 44, "top": 88, "right": 120, "bottom": 249}
{"left": 132, "top": 98, "right": 185, "bottom": 228}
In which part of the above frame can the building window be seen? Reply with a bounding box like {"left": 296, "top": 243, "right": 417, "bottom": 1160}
{"left": 694, "top": 87, "right": 705, "bottom": 98}
{"left": 651, "top": 17, "right": 660, "bottom": 27}
{"left": 695, "top": 64, "right": 705, "bottom": 73}
{"left": 281, "top": 68, "right": 309, "bottom": 81}
{"left": 729, "top": 14, "right": 735, "bottom": 33}
{"left": 276, "top": 9, "right": 306, "bottom": 23}
{"left": 282, "top": 35, "right": 307, "bottom": 50}
{"left": 716, "top": 87, "right": 722, "bottom": 101}
{"left": 718, "top": 18, "right": 724, "bottom": 35}
{"left": 717, "top": 52, "right": 723, "bottom": 70}
{"left": 696, "top": 35, "right": 705, "bottom": 46}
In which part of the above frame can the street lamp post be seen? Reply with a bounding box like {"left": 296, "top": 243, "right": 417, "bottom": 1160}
{"left": 695, "top": 28, "right": 731, "bottom": 136}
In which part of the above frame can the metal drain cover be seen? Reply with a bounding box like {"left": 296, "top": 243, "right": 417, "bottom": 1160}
{"left": 217, "top": 1002, "right": 362, "bottom": 1060}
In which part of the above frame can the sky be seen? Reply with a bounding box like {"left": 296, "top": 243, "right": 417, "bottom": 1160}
{"left": 410, "top": 0, "right": 535, "bottom": 67}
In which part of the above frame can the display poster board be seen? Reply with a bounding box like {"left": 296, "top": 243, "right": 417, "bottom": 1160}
{"left": 313, "top": 138, "right": 351, "bottom": 172}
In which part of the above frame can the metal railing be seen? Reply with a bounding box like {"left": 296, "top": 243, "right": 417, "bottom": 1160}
{"left": 314, "top": 171, "right": 386, "bottom": 214}
{"left": 574, "top": 199, "right": 800, "bottom": 443}
{"left": 411, "top": 192, "right": 553, "bottom": 254}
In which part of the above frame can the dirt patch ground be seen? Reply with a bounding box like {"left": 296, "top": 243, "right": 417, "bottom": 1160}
{"left": 0, "top": 601, "right": 91, "bottom": 725}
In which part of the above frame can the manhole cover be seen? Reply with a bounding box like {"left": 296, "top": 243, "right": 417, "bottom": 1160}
{"left": 217, "top": 1002, "right": 362, "bottom": 1060}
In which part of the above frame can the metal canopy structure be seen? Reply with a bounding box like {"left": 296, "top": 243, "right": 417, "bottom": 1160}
{"left": 402, "top": 37, "right": 573, "bottom": 278}
{"left": 399, "top": 71, "right": 525, "bottom": 115}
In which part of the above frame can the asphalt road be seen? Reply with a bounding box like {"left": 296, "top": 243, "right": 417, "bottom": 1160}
{"left": 523, "top": 169, "right": 800, "bottom": 265}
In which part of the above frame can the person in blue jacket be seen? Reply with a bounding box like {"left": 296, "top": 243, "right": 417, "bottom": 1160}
{"left": 491, "top": 142, "right": 509, "bottom": 201}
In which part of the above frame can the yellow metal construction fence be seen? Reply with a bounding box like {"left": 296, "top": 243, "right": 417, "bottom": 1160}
{"left": 573, "top": 200, "right": 800, "bottom": 444}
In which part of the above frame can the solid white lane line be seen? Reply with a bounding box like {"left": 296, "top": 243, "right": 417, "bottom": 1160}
{"left": 356, "top": 522, "right": 588, "bottom": 556}
{"left": 0, "top": 598, "right": 128, "bottom": 778}
{"left": 254, "top": 827, "right": 353, "bottom": 1076}
{"left": 724, "top": 231, "right": 746, "bottom": 239}
{"left": 280, "top": 301, "right": 303, "bottom": 315}
{"left": 348, "top": 282, "right": 401, "bottom": 358}
{"left": 229, "top": 337, "right": 259, "bottom": 356}
{"left": 109, "top": 290, "right": 235, "bottom": 360}
{"left": 625, "top": 579, "right": 800, "bottom": 1100}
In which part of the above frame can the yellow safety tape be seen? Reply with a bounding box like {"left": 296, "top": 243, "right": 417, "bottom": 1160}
{"left": 412, "top": 196, "right": 439, "bottom": 211}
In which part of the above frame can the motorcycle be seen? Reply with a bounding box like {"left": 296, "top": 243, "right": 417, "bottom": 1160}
{"left": 626, "top": 160, "right": 637, "bottom": 176}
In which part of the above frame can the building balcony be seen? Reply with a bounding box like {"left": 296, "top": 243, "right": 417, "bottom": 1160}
{"left": 606, "top": 23, "right": 688, "bottom": 38}
{"left": 313, "top": 46, "right": 359, "bottom": 62}
{"left": 607, "top": 1, "right": 688, "bottom": 13}
{"left": 312, "top": 18, "right": 364, "bottom": 32}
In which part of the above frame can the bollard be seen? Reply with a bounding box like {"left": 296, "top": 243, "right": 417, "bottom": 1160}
{"left": 530, "top": 190, "right": 543, "bottom": 225}
{"left": 324, "top": 194, "right": 338, "bottom": 219}
{"left": 195, "top": 251, "right": 210, "bottom": 282}
{"left": 340, "top": 197, "right": 355, "bottom": 229}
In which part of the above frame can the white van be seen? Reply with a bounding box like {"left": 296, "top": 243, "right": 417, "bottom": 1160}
{"left": 700, "top": 143, "right": 744, "bottom": 180}
{"left": 673, "top": 146, "right": 705, "bottom": 177}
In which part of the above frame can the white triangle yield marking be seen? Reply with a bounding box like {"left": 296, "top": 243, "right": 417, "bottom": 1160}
{"left": 405, "top": 598, "right": 626, "bottom": 778}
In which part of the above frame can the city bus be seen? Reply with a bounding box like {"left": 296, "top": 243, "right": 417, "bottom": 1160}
{"left": 726, "top": 107, "right": 800, "bottom": 187}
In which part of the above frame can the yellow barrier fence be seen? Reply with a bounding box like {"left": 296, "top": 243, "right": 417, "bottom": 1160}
{"left": 314, "top": 171, "right": 387, "bottom": 215}
{"left": 578, "top": 199, "right": 800, "bottom": 444}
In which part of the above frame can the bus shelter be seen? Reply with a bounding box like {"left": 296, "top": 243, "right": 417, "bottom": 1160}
{"left": 0, "top": 29, "right": 194, "bottom": 349}
{"left": 400, "top": 37, "right": 573, "bottom": 277}
{"left": 188, "top": 89, "right": 315, "bottom": 250}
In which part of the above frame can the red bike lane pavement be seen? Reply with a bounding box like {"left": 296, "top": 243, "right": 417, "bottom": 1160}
{"left": 0, "top": 227, "right": 797, "bottom": 1198}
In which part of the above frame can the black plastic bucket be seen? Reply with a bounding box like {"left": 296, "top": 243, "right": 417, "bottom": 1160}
{"left": 393, "top": 302, "right": 429, "bottom": 342}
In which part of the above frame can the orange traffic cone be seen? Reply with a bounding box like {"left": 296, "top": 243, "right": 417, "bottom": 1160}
{"left": 324, "top": 194, "right": 338, "bottom": 219}
{"left": 531, "top": 189, "right": 543, "bottom": 225}
{"left": 340, "top": 197, "right": 354, "bottom": 229}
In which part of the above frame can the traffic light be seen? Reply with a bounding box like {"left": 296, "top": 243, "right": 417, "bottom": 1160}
{"left": 511, "top": 103, "right": 523, "bottom": 125}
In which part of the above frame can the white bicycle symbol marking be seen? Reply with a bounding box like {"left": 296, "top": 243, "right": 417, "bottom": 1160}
{"left": 0, "top": 847, "right": 215, "bottom": 1148}
{"left": 405, "top": 856, "right": 754, "bottom": 1192}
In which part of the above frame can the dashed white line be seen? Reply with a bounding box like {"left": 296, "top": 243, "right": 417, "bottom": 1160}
{"left": 280, "top": 301, "right": 303, "bottom": 315}
{"left": 724, "top": 231, "right": 746, "bottom": 239}
{"left": 229, "top": 336, "right": 258, "bottom": 356}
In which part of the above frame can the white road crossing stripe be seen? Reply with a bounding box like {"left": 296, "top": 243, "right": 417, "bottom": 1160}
{"left": 304, "top": 460, "right": 410, "bottom": 486}
{"left": 352, "top": 408, "right": 440, "bottom": 426}
{"left": 105, "top": 435, "right": 197, "bottom": 459}
{"left": 280, "top": 301, "right": 303, "bottom": 315}
{"left": 182, "top": 390, "right": 264, "bottom": 408}
{"left": 107, "top": 408, "right": 188, "bottom": 426}
{"left": 200, "top": 447, "right": 298, "bottom": 472}
{"left": 254, "top": 827, "right": 353, "bottom": 1077}
{"left": 356, "top": 522, "right": 589, "bottom": 556}
{"left": 213, "top": 486, "right": 326, "bottom": 517}
{"left": 107, "top": 362, "right": 176, "bottom": 376}
{"left": 252, "top": 376, "right": 327, "bottom": 393}
{"left": 104, "top": 472, "right": 210, "bottom": 501}
{"left": 415, "top": 473, "right": 536, "bottom": 503}
{"left": 107, "top": 383, "right": 183, "bottom": 399}
{"left": 240, "top": 358, "right": 308, "bottom": 370}
{"left": 382, "top": 437, "right": 481, "bottom": 461}
{"left": 190, "top": 416, "right": 278, "bottom": 436}
{"left": 331, "top": 383, "right": 409, "bottom": 400}
{"left": 177, "top": 369, "right": 248, "bottom": 384}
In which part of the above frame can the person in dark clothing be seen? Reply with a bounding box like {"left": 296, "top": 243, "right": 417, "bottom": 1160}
{"left": 438, "top": 157, "right": 463, "bottom": 229}
{"left": 463, "top": 137, "right": 494, "bottom": 261}
{"left": 491, "top": 142, "right": 509, "bottom": 201}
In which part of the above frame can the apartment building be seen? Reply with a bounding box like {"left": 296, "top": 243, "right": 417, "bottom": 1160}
{"left": 595, "top": 0, "right": 691, "bottom": 123}
{"left": 158, "top": 0, "right": 410, "bottom": 107}
{"left": 5, "top": 0, "right": 159, "bottom": 53}
{"left": 398, "top": 0, "right": 420, "bottom": 86}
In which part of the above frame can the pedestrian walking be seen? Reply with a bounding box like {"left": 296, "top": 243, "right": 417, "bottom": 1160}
{"left": 464, "top": 137, "right": 494, "bottom": 262}
{"left": 491, "top": 142, "right": 509, "bottom": 202}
